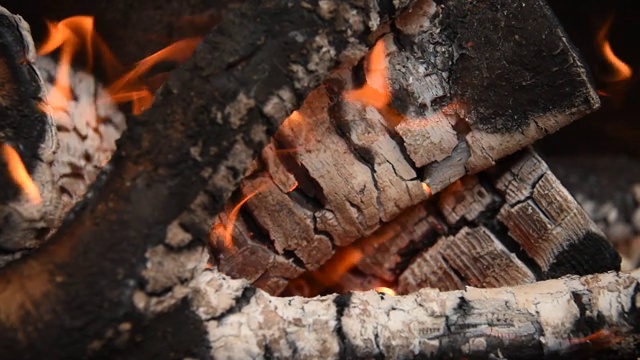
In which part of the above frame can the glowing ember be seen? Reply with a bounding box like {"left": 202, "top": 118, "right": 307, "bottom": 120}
{"left": 287, "top": 181, "right": 299, "bottom": 193}
{"left": 374, "top": 287, "right": 396, "bottom": 296}
{"left": 1, "top": 144, "right": 41, "bottom": 204}
{"left": 38, "top": 16, "right": 201, "bottom": 115}
{"left": 421, "top": 182, "right": 432, "bottom": 196}
{"left": 597, "top": 16, "right": 632, "bottom": 82}
{"left": 343, "top": 39, "right": 405, "bottom": 127}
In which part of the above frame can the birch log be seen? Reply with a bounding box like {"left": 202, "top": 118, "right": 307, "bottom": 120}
{"left": 192, "top": 268, "right": 640, "bottom": 359}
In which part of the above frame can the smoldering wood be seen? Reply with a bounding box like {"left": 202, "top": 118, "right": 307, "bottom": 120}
{"left": 210, "top": 0, "right": 602, "bottom": 295}
{"left": 0, "top": 6, "right": 58, "bottom": 255}
{"left": 0, "top": 2, "right": 622, "bottom": 360}
{"left": 282, "top": 149, "right": 620, "bottom": 297}
{"left": 192, "top": 268, "right": 640, "bottom": 359}
{"left": 0, "top": 1, "right": 410, "bottom": 358}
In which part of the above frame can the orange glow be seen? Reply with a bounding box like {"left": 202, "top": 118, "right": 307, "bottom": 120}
{"left": 568, "top": 329, "right": 622, "bottom": 350}
{"left": 597, "top": 16, "right": 632, "bottom": 82}
{"left": 344, "top": 39, "right": 405, "bottom": 127}
{"left": 312, "top": 247, "right": 364, "bottom": 287}
{"left": 287, "top": 181, "right": 298, "bottom": 193}
{"left": 38, "top": 16, "right": 95, "bottom": 110}
{"left": 108, "top": 37, "right": 202, "bottom": 114}
{"left": 374, "top": 287, "right": 396, "bottom": 296}
{"left": 1, "top": 144, "right": 41, "bottom": 204}
{"left": 220, "top": 189, "right": 262, "bottom": 252}
{"left": 421, "top": 182, "right": 432, "bottom": 196}
{"left": 38, "top": 16, "right": 201, "bottom": 115}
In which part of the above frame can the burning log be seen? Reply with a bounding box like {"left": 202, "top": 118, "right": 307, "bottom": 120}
{"left": 209, "top": 0, "right": 604, "bottom": 295}
{"left": 0, "top": 1, "right": 629, "bottom": 359}
{"left": 282, "top": 149, "right": 620, "bottom": 297}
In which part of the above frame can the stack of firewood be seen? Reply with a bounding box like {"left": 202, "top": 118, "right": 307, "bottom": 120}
{"left": 0, "top": 1, "right": 637, "bottom": 359}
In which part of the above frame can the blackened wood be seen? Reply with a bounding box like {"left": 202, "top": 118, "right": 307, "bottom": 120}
{"left": 282, "top": 149, "right": 620, "bottom": 297}
{"left": 210, "top": 0, "right": 602, "bottom": 295}
{"left": 0, "top": 7, "right": 58, "bottom": 253}
{"left": 0, "top": 1, "right": 404, "bottom": 358}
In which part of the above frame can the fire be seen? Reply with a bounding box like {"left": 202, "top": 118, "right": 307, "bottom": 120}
{"left": 344, "top": 39, "right": 405, "bottom": 127}
{"left": 374, "top": 287, "right": 396, "bottom": 296}
{"left": 597, "top": 16, "right": 632, "bottom": 83}
{"left": 38, "top": 16, "right": 201, "bottom": 115}
{"left": 1, "top": 144, "right": 41, "bottom": 204}
{"left": 421, "top": 182, "right": 432, "bottom": 196}
{"left": 38, "top": 16, "right": 95, "bottom": 110}
{"left": 219, "top": 189, "right": 261, "bottom": 252}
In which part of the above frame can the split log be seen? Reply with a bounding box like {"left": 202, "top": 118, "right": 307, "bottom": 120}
{"left": 545, "top": 155, "right": 640, "bottom": 270}
{"left": 210, "top": 0, "right": 602, "bottom": 294}
{"left": 192, "top": 268, "right": 640, "bottom": 359}
{"left": 283, "top": 149, "right": 620, "bottom": 297}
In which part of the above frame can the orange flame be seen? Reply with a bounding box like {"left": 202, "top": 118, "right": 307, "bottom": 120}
{"left": 38, "top": 16, "right": 95, "bottom": 110}
{"left": 220, "top": 189, "right": 261, "bottom": 252}
{"left": 107, "top": 37, "right": 202, "bottom": 114}
{"left": 344, "top": 39, "right": 405, "bottom": 127}
{"left": 597, "top": 16, "right": 632, "bottom": 82}
{"left": 1, "top": 144, "right": 41, "bottom": 204}
{"left": 38, "top": 16, "right": 201, "bottom": 115}
{"left": 374, "top": 287, "right": 396, "bottom": 296}
{"left": 421, "top": 182, "right": 432, "bottom": 196}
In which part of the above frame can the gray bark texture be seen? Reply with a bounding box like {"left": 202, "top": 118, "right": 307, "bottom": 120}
{"left": 192, "top": 268, "right": 640, "bottom": 359}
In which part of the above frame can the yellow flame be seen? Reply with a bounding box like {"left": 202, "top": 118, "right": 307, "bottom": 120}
{"left": 597, "top": 16, "right": 632, "bottom": 82}
{"left": 2, "top": 144, "right": 41, "bottom": 204}
{"left": 374, "top": 287, "right": 396, "bottom": 296}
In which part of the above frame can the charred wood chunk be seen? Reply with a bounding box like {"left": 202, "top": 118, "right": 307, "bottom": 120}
{"left": 0, "top": 7, "right": 57, "bottom": 255}
{"left": 276, "top": 149, "right": 619, "bottom": 297}
{"left": 210, "top": 0, "right": 603, "bottom": 295}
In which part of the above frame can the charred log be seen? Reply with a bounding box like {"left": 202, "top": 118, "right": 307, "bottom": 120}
{"left": 0, "top": 1, "right": 621, "bottom": 359}
{"left": 210, "top": 0, "right": 602, "bottom": 295}
{"left": 0, "top": 7, "right": 57, "bottom": 258}
{"left": 283, "top": 149, "right": 620, "bottom": 297}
